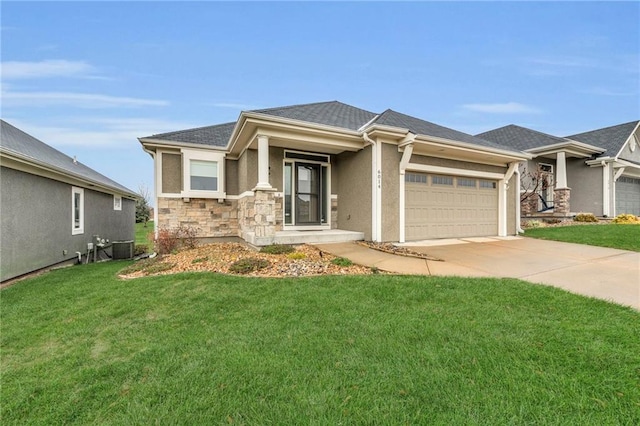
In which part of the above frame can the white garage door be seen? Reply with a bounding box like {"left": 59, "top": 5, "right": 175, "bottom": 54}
{"left": 616, "top": 176, "right": 640, "bottom": 216}
{"left": 405, "top": 172, "right": 498, "bottom": 240}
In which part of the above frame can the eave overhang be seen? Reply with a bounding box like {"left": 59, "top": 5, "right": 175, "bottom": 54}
{"left": 138, "top": 137, "right": 228, "bottom": 154}
{"left": 0, "top": 148, "right": 139, "bottom": 199}
{"left": 226, "top": 112, "right": 365, "bottom": 159}
{"left": 526, "top": 140, "right": 604, "bottom": 159}
{"left": 364, "top": 124, "right": 531, "bottom": 166}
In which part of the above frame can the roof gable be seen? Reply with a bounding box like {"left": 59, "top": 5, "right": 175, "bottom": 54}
{"left": 250, "top": 101, "right": 378, "bottom": 131}
{"left": 566, "top": 120, "right": 640, "bottom": 157}
{"left": 0, "top": 120, "right": 137, "bottom": 196}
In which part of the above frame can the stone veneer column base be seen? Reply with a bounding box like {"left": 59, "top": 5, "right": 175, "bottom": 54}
{"left": 238, "top": 189, "right": 278, "bottom": 246}
{"left": 553, "top": 187, "right": 571, "bottom": 216}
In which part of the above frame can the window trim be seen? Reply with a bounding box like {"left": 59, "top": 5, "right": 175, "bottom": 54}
{"left": 72, "top": 186, "right": 84, "bottom": 235}
{"left": 113, "top": 195, "right": 122, "bottom": 211}
{"left": 181, "top": 149, "right": 226, "bottom": 198}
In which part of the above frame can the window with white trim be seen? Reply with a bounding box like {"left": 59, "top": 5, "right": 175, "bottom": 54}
{"left": 72, "top": 187, "right": 84, "bottom": 235}
{"left": 114, "top": 195, "right": 122, "bottom": 211}
{"left": 432, "top": 175, "right": 454, "bottom": 186}
{"left": 457, "top": 178, "right": 477, "bottom": 188}
{"left": 479, "top": 180, "right": 497, "bottom": 189}
{"left": 181, "top": 149, "right": 225, "bottom": 198}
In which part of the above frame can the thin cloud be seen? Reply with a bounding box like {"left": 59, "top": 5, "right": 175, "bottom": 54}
{"left": 462, "top": 102, "right": 541, "bottom": 114}
{"left": 2, "top": 91, "right": 169, "bottom": 108}
{"left": 1, "top": 59, "right": 97, "bottom": 79}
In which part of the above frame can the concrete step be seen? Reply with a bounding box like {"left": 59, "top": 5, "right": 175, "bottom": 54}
{"left": 274, "top": 229, "right": 364, "bottom": 245}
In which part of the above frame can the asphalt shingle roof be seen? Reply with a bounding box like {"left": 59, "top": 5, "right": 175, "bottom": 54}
{"left": 566, "top": 120, "right": 639, "bottom": 157}
{"left": 374, "top": 109, "right": 515, "bottom": 151}
{"left": 143, "top": 101, "right": 525, "bottom": 154}
{"left": 250, "top": 101, "right": 378, "bottom": 131}
{"left": 0, "top": 120, "right": 137, "bottom": 197}
{"left": 477, "top": 125, "right": 573, "bottom": 151}
{"left": 147, "top": 122, "right": 236, "bottom": 147}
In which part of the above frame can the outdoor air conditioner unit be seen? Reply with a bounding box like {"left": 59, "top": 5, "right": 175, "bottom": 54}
{"left": 112, "top": 241, "right": 134, "bottom": 260}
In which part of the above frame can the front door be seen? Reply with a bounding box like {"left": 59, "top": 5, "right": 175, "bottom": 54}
{"left": 295, "top": 163, "right": 321, "bottom": 225}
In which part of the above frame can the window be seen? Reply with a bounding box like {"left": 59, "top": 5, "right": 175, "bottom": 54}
{"left": 479, "top": 180, "right": 497, "bottom": 189}
{"left": 405, "top": 173, "right": 427, "bottom": 183}
{"left": 181, "top": 149, "right": 225, "bottom": 198}
{"left": 72, "top": 187, "right": 84, "bottom": 235}
{"left": 114, "top": 195, "right": 122, "bottom": 211}
{"left": 190, "top": 160, "right": 218, "bottom": 191}
{"left": 457, "top": 178, "right": 476, "bottom": 188}
{"left": 432, "top": 175, "right": 454, "bottom": 186}
{"left": 539, "top": 163, "right": 553, "bottom": 173}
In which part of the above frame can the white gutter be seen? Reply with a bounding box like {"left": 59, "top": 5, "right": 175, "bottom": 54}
{"left": 362, "top": 131, "right": 381, "bottom": 242}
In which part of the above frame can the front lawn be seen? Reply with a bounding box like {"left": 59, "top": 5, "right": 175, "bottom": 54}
{"left": 2, "top": 263, "right": 639, "bottom": 424}
{"left": 525, "top": 224, "right": 640, "bottom": 251}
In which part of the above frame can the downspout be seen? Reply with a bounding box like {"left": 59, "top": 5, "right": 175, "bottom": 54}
{"left": 398, "top": 133, "right": 415, "bottom": 243}
{"left": 362, "top": 132, "right": 380, "bottom": 242}
{"left": 142, "top": 146, "right": 159, "bottom": 237}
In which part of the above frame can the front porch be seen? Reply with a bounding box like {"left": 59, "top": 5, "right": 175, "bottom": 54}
{"left": 273, "top": 229, "right": 364, "bottom": 245}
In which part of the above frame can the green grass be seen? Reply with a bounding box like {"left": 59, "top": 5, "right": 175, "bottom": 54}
{"left": 135, "top": 220, "right": 154, "bottom": 246}
{"left": 525, "top": 224, "right": 640, "bottom": 251}
{"left": 2, "top": 264, "right": 639, "bottom": 425}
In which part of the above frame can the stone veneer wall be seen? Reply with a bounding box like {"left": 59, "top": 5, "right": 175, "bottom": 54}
{"left": 237, "top": 191, "right": 283, "bottom": 245}
{"left": 157, "top": 197, "right": 238, "bottom": 237}
{"left": 521, "top": 193, "right": 539, "bottom": 216}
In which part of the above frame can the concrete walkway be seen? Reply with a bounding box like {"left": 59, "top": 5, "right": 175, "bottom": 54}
{"left": 315, "top": 237, "right": 640, "bottom": 310}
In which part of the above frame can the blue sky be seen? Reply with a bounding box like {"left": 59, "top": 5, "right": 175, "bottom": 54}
{"left": 2, "top": 1, "right": 639, "bottom": 199}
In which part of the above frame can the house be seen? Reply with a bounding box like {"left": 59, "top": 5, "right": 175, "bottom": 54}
{"left": 0, "top": 120, "right": 138, "bottom": 282}
{"left": 478, "top": 120, "right": 640, "bottom": 218}
{"left": 139, "top": 101, "right": 530, "bottom": 246}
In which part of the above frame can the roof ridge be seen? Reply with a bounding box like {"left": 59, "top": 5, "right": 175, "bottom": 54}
{"left": 509, "top": 124, "right": 568, "bottom": 141}
{"left": 250, "top": 100, "right": 339, "bottom": 113}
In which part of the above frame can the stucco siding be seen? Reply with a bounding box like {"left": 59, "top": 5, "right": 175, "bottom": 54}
{"left": 336, "top": 147, "right": 372, "bottom": 240}
{"left": 410, "top": 155, "right": 507, "bottom": 174}
{"left": 618, "top": 129, "right": 640, "bottom": 163}
{"left": 567, "top": 158, "right": 603, "bottom": 215}
{"left": 238, "top": 149, "right": 258, "bottom": 193}
{"left": 1, "top": 167, "right": 135, "bottom": 281}
{"left": 268, "top": 146, "right": 284, "bottom": 191}
{"left": 225, "top": 159, "right": 239, "bottom": 196}
{"left": 381, "top": 143, "right": 401, "bottom": 242}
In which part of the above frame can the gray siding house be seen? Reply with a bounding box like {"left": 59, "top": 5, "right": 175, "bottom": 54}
{"left": 1, "top": 120, "right": 138, "bottom": 282}
{"left": 140, "top": 101, "right": 530, "bottom": 246}
{"left": 478, "top": 121, "right": 640, "bottom": 218}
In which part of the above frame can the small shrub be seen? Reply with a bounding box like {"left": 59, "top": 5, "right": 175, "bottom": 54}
{"left": 522, "top": 220, "right": 545, "bottom": 229}
{"left": 543, "top": 218, "right": 562, "bottom": 225}
{"left": 287, "top": 252, "right": 306, "bottom": 260}
{"left": 260, "top": 244, "right": 295, "bottom": 255}
{"left": 574, "top": 213, "right": 598, "bottom": 223}
{"left": 154, "top": 225, "right": 200, "bottom": 255}
{"left": 331, "top": 257, "right": 353, "bottom": 267}
{"left": 612, "top": 214, "right": 640, "bottom": 224}
{"left": 192, "top": 257, "right": 209, "bottom": 264}
{"left": 133, "top": 244, "right": 149, "bottom": 256}
{"left": 229, "top": 257, "right": 270, "bottom": 274}
{"left": 371, "top": 266, "right": 380, "bottom": 274}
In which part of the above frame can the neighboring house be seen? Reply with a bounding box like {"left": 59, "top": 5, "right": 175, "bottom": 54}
{"left": 139, "top": 101, "right": 530, "bottom": 246}
{"left": 0, "top": 120, "right": 138, "bottom": 282}
{"left": 478, "top": 120, "right": 640, "bottom": 218}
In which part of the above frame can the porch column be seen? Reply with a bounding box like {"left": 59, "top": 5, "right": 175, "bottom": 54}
{"left": 255, "top": 134, "right": 272, "bottom": 190}
{"left": 556, "top": 151, "right": 568, "bottom": 189}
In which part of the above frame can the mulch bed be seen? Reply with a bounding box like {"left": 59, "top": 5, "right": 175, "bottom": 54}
{"left": 118, "top": 243, "right": 375, "bottom": 279}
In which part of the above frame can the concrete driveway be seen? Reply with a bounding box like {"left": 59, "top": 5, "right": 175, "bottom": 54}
{"left": 315, "top": 237, "right": 640, "bottom": 310}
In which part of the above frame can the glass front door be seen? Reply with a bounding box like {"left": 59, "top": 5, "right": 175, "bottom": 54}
{"left": 284, "top": 160, "right": 328, "bottom": 226}
{"left": 295, "top": 163, "right": 321, "bottom": 225}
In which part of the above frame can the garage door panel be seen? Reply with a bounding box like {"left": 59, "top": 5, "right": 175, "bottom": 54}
{"left": 405, "top": 173, "right": 498, "bottom": 240}
{"left": 616, "top": 176, "right": 640, "bottom": 216}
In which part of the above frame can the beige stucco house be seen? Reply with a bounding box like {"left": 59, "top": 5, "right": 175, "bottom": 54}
{"left": 139, "top": 101, "right": 530, "bottom": 245}
{"left": 479, "top": 120, "right": 640, "bottom": 218}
